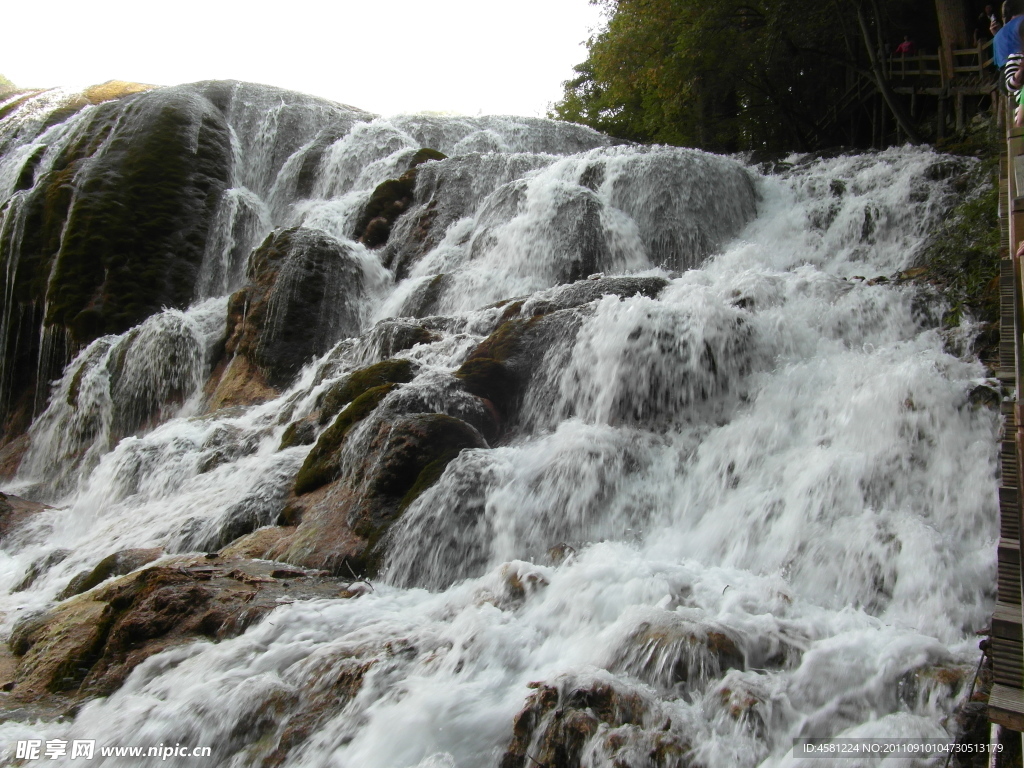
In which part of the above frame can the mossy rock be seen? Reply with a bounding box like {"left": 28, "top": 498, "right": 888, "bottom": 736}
{"left": 281, "top": 412, "right": 486, "bottom": 576}
{"left": 352, "top": 148, "right": 446, "bottom": 248}
{"left": 294, "top": 384, "right": 396, "bottom": 495}
{"left": 279, "top": 418, "right": 317, "bottom": 450}
{"left": 58, "top": 548, "right": 163, "bottom": 599}
{"left": 500, "top": 678, "right": 684, "bottom": 768}
{"left": 454, "top": 317, "right": 537, "bottom": 419}
{"left": 41, "top": 87, "right": 233, "bottom": 341}
{"left": 454, "top": 358, "right": 517, "bottom": 412}
{"left": 318, "top": 358, "right": 417, "bottom": 424}
{"left": 351, "top": 413, "right": 487, "bottom": 571}
{"left": 223, "top": 227, "right": 368, "bottom": 388}
{"left": 0, "top": 85, "right": 233, "bottom": 437}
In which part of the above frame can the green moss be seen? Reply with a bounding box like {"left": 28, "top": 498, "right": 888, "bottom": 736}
{"left": 59, "top": 553, "right": 121, "bottom": 599}
{"left": 295, "top": 384, "right": 395, "bottom": 495}
{"left": 398, "top": 448, "right": 465, "bottom": 512}
{"left": 318, "top": 359, "right": 415, "bottom": 424}
{"left": 454, "top": 357, "right": 515, "bottom": 409}
{"left": 466, "top": 318, "right": 531, "bottom": 363}
{"left": 279, "top": 419, "right": 316, "bottom": 450}
{"left": 352, "top": 148, "right": 446, "bottom": 248}
{"left": 37, "top": 92, "right": 232, "bottom": 344}
{"left": 409, "top": 147, "right": 446, "bottom": 167}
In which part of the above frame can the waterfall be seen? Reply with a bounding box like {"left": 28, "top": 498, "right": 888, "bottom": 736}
{"left": 0, "top": 83, "right": 998, "bottom": 768}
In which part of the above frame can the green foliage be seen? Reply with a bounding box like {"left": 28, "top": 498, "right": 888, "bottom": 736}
{"left": 0, "top": 74, "right": 15, "bottom": 94}
{"left": 552, "top": 0, "right": 924, "bottom": 151}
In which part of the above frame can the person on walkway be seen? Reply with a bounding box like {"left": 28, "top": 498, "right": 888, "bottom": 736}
{"left": 979, "top": 3, "right": 999, "bottom": 42}
{"left": 995, "top": 0, "right": 1024, "bottom": 92}
{"left": 894, "top": 36, "right": 916, "bottom": 56}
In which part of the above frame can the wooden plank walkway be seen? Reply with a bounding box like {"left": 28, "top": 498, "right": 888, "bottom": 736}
{"left": 991, "top": 124, "right": 1024, "bottom": 732}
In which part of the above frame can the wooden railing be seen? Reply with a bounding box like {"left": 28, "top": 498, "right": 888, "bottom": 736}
{"left": 886, "top": 39, "right": 993, "bottom": 82}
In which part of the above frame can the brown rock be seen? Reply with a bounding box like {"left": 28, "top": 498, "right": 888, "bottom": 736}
{"left": 0, "top": 434, "right": 30, "bottom": 480}
{"left": 220, "top": 526, "right": 297, "bottom": 559}
{"left": 277, "top": 412, "right": 487, "bottom": 575}
{"left": 0, "top": 492, "right": 52, "bottom": 543}
{"left": 212, "top": 227, "right": 367, "bottom": 392}
{"left": 609, "top": 614, "right": 745, "bottom": 693}
{"left": 59, "top": 547, "right": 164, "bottom": 599}
{"left": 500, "top": 676, "right": 691, "bottom": 768}
{"left": 5, "top": 555, "right": 344, "bottom": 706}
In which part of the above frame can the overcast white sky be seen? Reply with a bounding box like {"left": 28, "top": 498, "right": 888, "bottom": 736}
{"left": 2, "top": 0, "right": 606, "bottom": 117}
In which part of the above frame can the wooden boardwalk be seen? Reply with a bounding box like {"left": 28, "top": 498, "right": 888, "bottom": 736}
{"left": 990, "top": 119, "right": 1024, "bottom": 734}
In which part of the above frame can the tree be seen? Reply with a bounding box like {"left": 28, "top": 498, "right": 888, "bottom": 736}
{"left": 552, "top": 0, "right": 931, "bottom": 151}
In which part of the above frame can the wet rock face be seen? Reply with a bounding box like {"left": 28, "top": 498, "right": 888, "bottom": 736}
{"left": 59, "top": 547, "right": 164, "bottom": 599}
{"left": 6, "top": 556, "right": 343, "bottom": 703}
{"left": 0, "top": 492, "right": 52, "bottom": 544}
{"left": 0, "top": 85, "right": 233, "bottom": 439}
{"left": 382, "top": 153, "right": 557, "bottom": 280}
{"left": 352, "top": 147, "right": 446, "bottom": 249}
{"left": 218, "top": 227, "right": 367, "bottom": 390}
{"left": 610, "top": 617, "right": 745, "bottom": 694}
{"left": 501, "top": 678, "right": 692, "bottom": 768}
{"left": 456, "top": 309, "right": 583, "bottom": 433}
{"left": 276, "top": 411, "right": 488, "bottom": 575}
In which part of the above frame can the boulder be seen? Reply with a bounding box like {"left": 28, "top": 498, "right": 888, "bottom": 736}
{"left": 500, "top": 677, "right": 692, "bottom": 768}
{"left": 609, "top": 614, "right": 745, "bottom": 693}
{"left": 7, "top": 555, "right": 343, "bottom": 703}
{"left": 0, "top": 492, "right": 52, "bottom": 544}
{"left": 315, "top": 358, "right": 418, "bottom": 426}
{"left": 351, "top": 148, "right": 446, "bottom": 249}
{"left": 455, "top": 309, "right": 582, "bottom": 434}
{"left": 13, "top": 549, "right": 71, "bottom": 592}
{"left": 210, "top": 227, "right": 367, "bottom": 393}
{"left": 274, "top": 412, "right": 487, "bottom": 575}
{"left": 0, "top": 84, "right": 233, "bottom": 441}
{"left": 59, "top": 547, "right": 164, "bottom": 599}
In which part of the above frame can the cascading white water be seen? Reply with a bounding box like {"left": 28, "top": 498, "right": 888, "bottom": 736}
{"left": 0, "top": 84, "right": 999, "bottom": 768}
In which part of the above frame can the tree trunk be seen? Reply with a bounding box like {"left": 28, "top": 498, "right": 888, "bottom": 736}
{"left": 856, "top": 2, "right": 924, "bottom": 144}
{"left": 934, "top": 0, "right": 970, "bottom": 49}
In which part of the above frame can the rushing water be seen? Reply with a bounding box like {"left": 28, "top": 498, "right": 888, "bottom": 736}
{"left": 0, "top": 84, "right": 1000, "bottom": 767}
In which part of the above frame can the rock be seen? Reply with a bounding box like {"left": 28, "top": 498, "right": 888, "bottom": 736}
{"left": 0, "top": 492, "right": 52, "bottom": 544}
{"left": 352, "top": 148, "right": 446, "bottom": 249}
{"left": 382, "top": 153, "right": 555, "bottom": 280}
{"left": 0, "top": 433, "right": 30, "bottom": 480}
{"left": 518, "top": 275, "right": 669, "bottom": 317}
{"left": 275, "top": 412, "right": 487, "bottom": 575}
{"left": 500, "top": 676, "right": 691, "bottom": 768}
{"left": 608, "top": 614, "right": 745, "bottom": 693}
{"left": 455, "top": 309, "right": 582, "bottom": 433}
{"left": 294, "top": 384, "right": 399, "bottom": 495}
{"left": 358, "top": 319, "right": 440, "bottom": 360}
{"left": 316, "top": 358, "right": 418, "bottom": 425}
{"left": 211, "top": 227, "right": 367, "bottom": 392}
{"left": 0, "top": 84, "right": 233, "bottom": 442}
{"left": 219, "top": 526, "right": 297, "bottom": 559}
{"left": 59, "top": 548, "right": 164, "bottom": 599}
{"left": 705, "top": 673, "right": 774, "bottom": 741}
{"left": 279, "top": 418, "right": 318, "bottom": 450}
{"left": 7, "top": 555, "right": 343, "bottom": 703}
{"left": 13, "top": 549, "right": 71, "bottom": 592}
{"left": 206, "top": 355, "right": 280, "bottom": 411}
